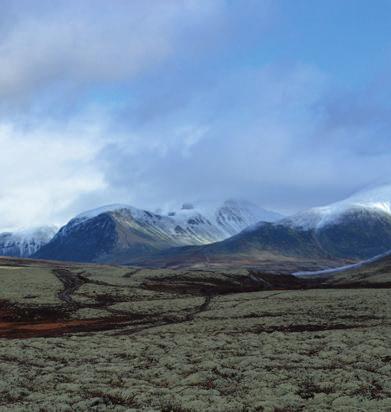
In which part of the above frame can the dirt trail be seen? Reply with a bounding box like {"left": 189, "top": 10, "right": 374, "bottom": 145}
{"left": 112, "top": 294, "right": 213, "bottom": 337}
{"left": 0, "top": 265, "right": 303, "bottom": 339}
{"left": 1, "top": 265, "right": 295, "bottom": 340}
{"left": 0, "top": 264, "right": 216, "bottom": 339}
{"left": 0, "top": 294, "right": 214, "bottom": 339}
{"left": 52, "top": 268, "right": 88, "bottom": 306}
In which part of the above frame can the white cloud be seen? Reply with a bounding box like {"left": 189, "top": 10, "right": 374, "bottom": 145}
{"left": 0, "top": 0, "right": 391, "bottom": 229}
{"left": 0, "top": 121, "right": 106, "bottom": 231}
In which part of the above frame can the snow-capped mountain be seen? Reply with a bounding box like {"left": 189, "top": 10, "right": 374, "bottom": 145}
{"left": 165, "top": 199, "right": 283, "bottom": 242}
{"left": 149, "top": 184, "right": 391, "bottom": 266}
{"left": 213, "top": 184, "right": 391, "bottom": 261}
{"left": 281, "top": 184, "right": 391, "bottom": 230}
{"left": 0, "top": 226, "right": 58, "bottom": 258}
{"left": 35, "top": 200, "right": 281, "bottom": 263}
{"left": 215, "top": 199, "right": 282, "bottom": 235}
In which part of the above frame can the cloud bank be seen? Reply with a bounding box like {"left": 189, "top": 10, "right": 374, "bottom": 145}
{"left": 0, "top": 0, "right": 391, "bottom": 230}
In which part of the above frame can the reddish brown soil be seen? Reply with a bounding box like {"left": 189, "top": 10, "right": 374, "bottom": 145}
{"left": 0, "top": 298, "right": 134, "bottom": 339}
{"left": 0, "top": 316, "right": 131, "bottom": 339}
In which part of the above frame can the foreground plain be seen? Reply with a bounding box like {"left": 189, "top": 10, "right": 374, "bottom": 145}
{"left": 0, "top": 257, "right": 390, "bottom": 411}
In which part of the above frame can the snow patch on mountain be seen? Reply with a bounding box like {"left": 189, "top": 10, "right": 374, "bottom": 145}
{"left": 0, "top": 226, "right": 58, "bottom": 257}
{"left": 280, "top": 184, "right": 391, "bottom": 230}
{"left": 56, "top": 199, "right": 282, "bottom": 246}
{"left": 75, "top": 204, "right": 133, "bottom": 220}
{"left": 215, "top": 199, "right": 283, "bottom": 235}
{"left": 165, "top": 199, "right": 283, "bottom": 241}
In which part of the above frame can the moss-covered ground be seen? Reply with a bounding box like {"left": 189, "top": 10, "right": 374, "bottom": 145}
{"left": 0, "top": 258, "right": 390, "bottom": 411}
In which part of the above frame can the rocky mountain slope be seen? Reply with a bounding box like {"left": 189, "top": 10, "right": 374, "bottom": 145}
{"left": 35, "top": 200, "right": 280, "bottom": 263}
{"left": 137, "top": 184, "right": 391, "bottom": 267}
{"left": 278, "top": 184, "right": 391, "bottom": 259}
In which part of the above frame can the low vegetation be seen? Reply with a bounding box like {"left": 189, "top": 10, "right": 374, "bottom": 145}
{"left": 0, "top": 257, "right": 390, "bottom": 411}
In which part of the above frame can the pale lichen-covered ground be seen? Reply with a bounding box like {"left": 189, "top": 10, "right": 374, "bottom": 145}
{"left": 0, "top": 258, "right": 390, "bottom": 411}
{"left": 0, "top": 266, "right": 63, "bottom": 306}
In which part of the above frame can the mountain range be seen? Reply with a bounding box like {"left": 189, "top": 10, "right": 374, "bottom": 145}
{"left": 146, "top": 206, "right": 391, "bottom": 268}
{"left": 3, "top": 184, "right": 391, "bottom": 268}
{"left": 33, "top": 199, "right": 282, "bottom": 263}
{"left": 122, "top": 184, "right": 391, "bottom": 268}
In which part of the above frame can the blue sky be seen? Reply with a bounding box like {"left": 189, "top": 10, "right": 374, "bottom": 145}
{"left": 0, "top": 0, "right": 391, "bottom": 230}
{"left": 270, "top": 0, "right": 391, "bottom": 86}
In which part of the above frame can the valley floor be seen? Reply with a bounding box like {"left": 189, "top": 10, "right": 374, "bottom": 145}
{"left": 0, "top": 259, "right": 390, "bottom": 411}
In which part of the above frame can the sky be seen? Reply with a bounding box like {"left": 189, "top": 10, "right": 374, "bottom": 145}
{"left": 1, "top": 0, "right": 391, "bottom": 230}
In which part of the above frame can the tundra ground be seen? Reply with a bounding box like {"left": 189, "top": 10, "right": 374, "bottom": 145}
{"left": 0, "top": 257, "right": 390, "bottom": 411}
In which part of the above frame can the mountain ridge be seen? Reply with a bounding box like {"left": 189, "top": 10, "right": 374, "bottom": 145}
{"left": 130, "top": 185, "right": 391, "bottom": 267}
{"left": 35, "top": 199, "right": 280, "bottom": 263}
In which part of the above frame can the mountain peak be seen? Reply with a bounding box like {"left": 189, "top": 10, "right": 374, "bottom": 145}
{"left": 35, "top": 198, "right": 283, "bottom": 263}
{"left": 346, "top": 183, "right": 391, "bottom": 213}
{"left": 75, "top": 204, "right": 134, "bottom": 220}
{"left": 282, "top": 183, "right": 391, "bottom": 230}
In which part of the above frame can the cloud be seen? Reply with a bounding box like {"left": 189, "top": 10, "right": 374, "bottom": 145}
{"left": 96, "top": 61, "right": 391, "bottom": 213}
{"left": 1, "top": 0, "right": 391, "bottom": 229}
{"left": 0, "top": 0, "right": 224, "bottom": 105}
{"left": 0, "top": 119, "right": 106, "bottom": 230}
